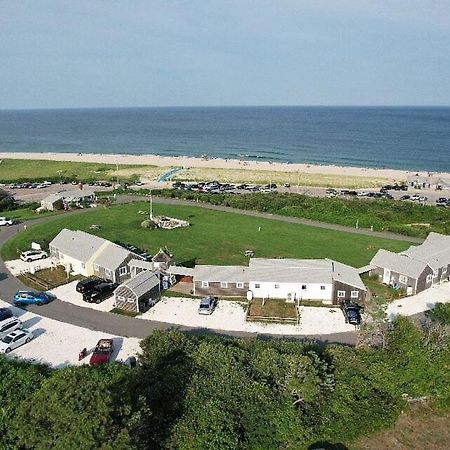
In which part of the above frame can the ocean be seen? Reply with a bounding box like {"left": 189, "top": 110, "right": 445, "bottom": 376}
{"left": 0, "top": 106, "right": 449, "bottom": 172}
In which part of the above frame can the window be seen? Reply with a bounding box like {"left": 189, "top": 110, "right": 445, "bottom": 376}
{"left": 254, "top": 283, "right": 260, "bottom": 289}
{"left": 426, "top": 274, "right": 432, "bottom": 283}
{"left": 443, "top": 266, "right": 447, "bottom": 274}
{"left": 220, "top": 282, "right": 228, "bottom": 288}
{"left": 399, "top": 275, "right": 407, "bottom": 284}
{"left": 433, "top": 270, "right": 439, "bottom": 278}
{"left": 94, "top": 264, "right": 100, "bottom": 271}
{"left": 302, "top": 284, "right": 307, "bottom": 290}
{"left": 119, "top": 266, "right": 128, "bottom": 276}
{"left": 105, "top": 269, "right": 113, "bottom": 278}
{"left": 337, "top": 290, "right": 346, "bottom": 298}
{"left": 81, "top": 263, "right": 85, "bottom": 269}
{"left": 351, "top": 291, "right": 359, "bottom": 298}
{"left": 320, "top": 285, "right": 326, "bottom": 290}
{"left": 274, "top": 283, "right": 279, "bottom": 289}
{"left": 236, "top": 282, "right": 244, "bottom": 289}
{"left": 201, "top": 281, "right": 209, "bottom": 288}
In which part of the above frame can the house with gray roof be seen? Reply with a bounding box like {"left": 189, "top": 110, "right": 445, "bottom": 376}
{"left": 40, "top": 189, "right": 96, "bottom": 211}
{"left": 369, "top": 232, "right": 450, "bottom": 295}
{"left": 49, "top": 229, "right": 142, "bottom": 283}
{"left": 193, "top": 258, "right": 366, "bottom": 304}
{"left": 114, "top": 270, "right": 160, "bottom": 313}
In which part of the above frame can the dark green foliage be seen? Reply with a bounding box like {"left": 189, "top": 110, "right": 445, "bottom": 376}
{"left": 430, "top": 302, "right": 450, "bottom": 325}
{"left": 0, "top": 188, "right": 18, "bottom": 212}
{"left": 1, "top": 319, "right": 449, "bottom": 449}
{"left": 150, "top": 190, "right": 450, "bottom": 238}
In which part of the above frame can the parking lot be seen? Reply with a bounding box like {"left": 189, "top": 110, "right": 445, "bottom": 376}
{"left": 0, "top": 299, "right": 140, "bottom": 368}
{"left": 141, "top": 297, "right": 356, "bottom": 335}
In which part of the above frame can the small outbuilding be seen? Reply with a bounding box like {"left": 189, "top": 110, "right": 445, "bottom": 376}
{"left": 114, "top": 270, "right": 161, "bottom": 313}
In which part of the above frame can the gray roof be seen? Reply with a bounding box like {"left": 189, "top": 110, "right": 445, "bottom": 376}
{"left": 331, "top": 260, "right": 366, "bottom": 290}
{"left": 120, "top": 270, "right": 160, "bottom": 298}
{"left": 93, "top": 243, "right": 138, "bottom": 270}
{"left": 42, "top": 189, "right": 95, "bottom": 204}
{"left": 49, "top": 229, "right": 106, "bottom": 263}
{"left": 194, "top": 265, "right": 251, "bottom": 283}
{"left": 249, "top": 258, "right": 332, "bottom": 284}
{"left": 401, "top": 232, "right": 450, "bottom": 270}
{"left": 168, "top": 265, "right": 195, "bottom": 276}
{"left": 370, "top": 249, "right": 428, "bottom": 279}
{"left": 128, "top": 259, "right": 154, "bottom": 270}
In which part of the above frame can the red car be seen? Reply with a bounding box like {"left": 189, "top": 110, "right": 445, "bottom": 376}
{"left": 89, "top": 339, "right": 114, "bottom": 365}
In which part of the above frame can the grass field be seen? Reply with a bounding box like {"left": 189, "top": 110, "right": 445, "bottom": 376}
{"left": 0, "top": 159, "right": 156, "bottom": 183}
{"left": 2, "top": 202, "right": 414, "bottom": 267}
{"left": 352, "top": 405, "right": 450, "bottom": 450}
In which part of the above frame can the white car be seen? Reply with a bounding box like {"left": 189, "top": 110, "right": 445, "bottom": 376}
{"left": 0, "top": 217, "right": 14, "bottom": 226}
{"left": 410, "top": 194, "right": 421, "bottom": 201}
{"left": 0, "top": 317, "right": 22, "bottom": 339}
{"left": 0, "top": 329, "right": 34, "bottom": 353}
{"left": 20, "top": 250, "right": 49, "bottom": 262}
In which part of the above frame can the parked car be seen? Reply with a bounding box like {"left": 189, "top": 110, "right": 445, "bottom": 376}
{"left": 0, "top": 317, "right": 22, "bottom": 339}
{"left": 13, "top": 291, "right": 52, "bottom": 306}
{"left": 436, "top": 197, "right": 448, "bottom": 204}
{"left": 76, "top": 277, "right": 105, "bottom": 294}
{"left": 0, "top": 307, "right": 13, "bottom": 322}
{"left": 20, "top": 250, "right": 49, "bottom": 262}
{"left": 82, "top": 282, "right": 118, "bottom": 303}
{"left": 400, "top": 194, "right": 410, "bottom": 200}
{"left": 198, "top": 296, "right": 218, "bottom": 315}
{"left": 410, "top": 194, "right": 421, "bottom": 201}
{"left": 341, "top": 302, "right": 362, "bottom": 325}
{"left": 89, "top": 338, "right": 114, "bottom": 365}
{"left": 0, "top": 329, "right": 34, "bottom": 353}
{"left": 0, "top": 217, "right": 14, "bottom": 226}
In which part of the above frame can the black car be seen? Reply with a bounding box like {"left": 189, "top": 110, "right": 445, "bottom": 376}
{"left": 76, "top": 277, "right": 105, "bottom": 294}
{"left": 0, "top": 307, "right": 13, "bottom": 322}
{"left": 341, "top": 302, "right": 362, "bottom": 325}
{"left": 82, "top": 282, "right": 118, "bottom": 304}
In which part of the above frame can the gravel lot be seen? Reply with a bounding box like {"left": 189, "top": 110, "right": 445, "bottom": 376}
{"left": 5, "top": 257, "right": 57, "bottom": 276}
{"left": 50, "top": 280, "right": 115, "bottom": 312}
{"left": 141, "top": 297, "right": 357, "bottom": 335}
{"left": 0, "top": 299, "right": 141, "bottom": 368}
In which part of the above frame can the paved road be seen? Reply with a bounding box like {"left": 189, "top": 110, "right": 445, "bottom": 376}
{"left": 117, "top": 194, "right": 423, "bottom": 244}
{"left": 0, "top": 216, "right": 357, "bottom": 345}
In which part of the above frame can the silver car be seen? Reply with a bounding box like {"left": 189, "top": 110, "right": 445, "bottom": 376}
{"left": 198, "top": 297, "right": 218, "bottom": 315}
{"left": 0, "top": 329, "right": 34, "bottom": 353}
{"left": 0, "top": 317, "right": 22, "bottom": 339}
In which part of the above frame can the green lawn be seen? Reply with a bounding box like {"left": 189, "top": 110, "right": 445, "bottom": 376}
{"left": 1, "top": 202, "right": 414, "bottom": 267}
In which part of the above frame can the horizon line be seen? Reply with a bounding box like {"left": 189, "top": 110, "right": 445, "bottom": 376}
{"left": 1, "top": 104, "right": 450, "bottom": 112}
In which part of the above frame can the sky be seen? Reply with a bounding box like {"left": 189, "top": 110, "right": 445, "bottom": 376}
{"left": 1, "top": 0, "right": 450, "bottom": 109}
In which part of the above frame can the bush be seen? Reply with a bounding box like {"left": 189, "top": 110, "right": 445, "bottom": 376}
{"left": 141, "top": 219, "right": 156, "bottom": 229}
{"left": 430, "top": 303, "right": 450, "bottom": 325}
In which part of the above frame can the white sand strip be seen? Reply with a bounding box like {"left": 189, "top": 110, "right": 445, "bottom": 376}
{"left": 2, "top": 151, "right": 447, "bottom": 181}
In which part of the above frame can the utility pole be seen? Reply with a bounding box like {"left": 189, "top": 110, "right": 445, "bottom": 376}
{"left": 148, "top": 190, "right": 153, "bottom": 220}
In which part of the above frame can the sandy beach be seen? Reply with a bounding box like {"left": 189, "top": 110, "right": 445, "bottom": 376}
{"left": 0, "top": 151, "right": 440, "bottom": 180}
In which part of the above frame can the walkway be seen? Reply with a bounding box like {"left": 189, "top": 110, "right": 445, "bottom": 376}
{"left": 157, "top": 167, "right": 184, "bottom": 182}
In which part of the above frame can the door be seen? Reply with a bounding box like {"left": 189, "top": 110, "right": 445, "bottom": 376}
{"left": 383, "top": 269, "right": 391, "bottom": 284}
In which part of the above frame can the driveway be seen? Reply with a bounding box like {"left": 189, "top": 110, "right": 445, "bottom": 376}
{"left": 5, "top": 257, "right": 57, "bottom": 276}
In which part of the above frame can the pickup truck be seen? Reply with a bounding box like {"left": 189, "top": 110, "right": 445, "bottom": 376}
{"left": 89, "top": 339, "right": 114, "bottom": 365}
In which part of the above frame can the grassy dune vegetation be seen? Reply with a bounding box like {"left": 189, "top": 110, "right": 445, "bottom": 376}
{"left": 171, "top": 166, "right": 392, "bottom": 188}
{"left": 0, "top": 158, "right": 155, "bottom": 183}
{"left": 1, "top": 201, "right": 412, "bottom": 266}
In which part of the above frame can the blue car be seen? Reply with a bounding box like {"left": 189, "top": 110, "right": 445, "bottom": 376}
{"left": 13, "top": 291, "right": 51, "bottom": 306}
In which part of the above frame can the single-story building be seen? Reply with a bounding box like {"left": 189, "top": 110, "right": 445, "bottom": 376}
{"left": 194, "top": 265, "right": 251, "bottom": 297}
{"left": 114, "top": 270, "right": 161, "bottom": 313}
{"left": 369, "top": 232, "right": 450, "bottom": 295}
{"left": 49, "top": 229, "right": 142, "bottom": 282}
{"left": 40, "top": 189, "right": 96, "bottom": 211}
{"left": 193, "top": 258, "right": 366, "bottom": 304}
